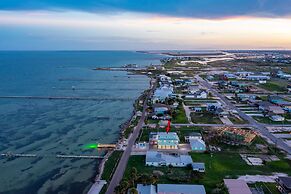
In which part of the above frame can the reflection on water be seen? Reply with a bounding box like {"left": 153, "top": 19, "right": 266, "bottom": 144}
{"left": 0, "top": 51, "right": 159, "bottom": 194}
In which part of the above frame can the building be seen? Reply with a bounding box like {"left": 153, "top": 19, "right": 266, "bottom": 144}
{"left": 185, "top": 132, "right": 202, "bottom": 142}
{"left": 136, "top": 184, "right": 156, "bottom": 194}
{"left": 188, "top": 85, "right": 200, "bottom": 94}
{"left": 153, "top": 104, "right": 170, "bottom": 115}
{"left": 190, "top": 139, "right": 206, "bottom": 152}
{"left": 146, "top": 151, "right": 193, "bottom": 167}
{"left": 276, "top": 176, "right": 291, "bottom": 194}
{"left": 136, "top": 184, "right": 206, "bottom": 194}
{"left": 224, "top": 179, "right": 252, "bottom": 194}
{"left": 269, "top": 96, "right": 291, "bottom": 107}
{"left": 152, "top": 86, "right": 174, "bottom": 103}
{"left": 192, "top": 163, "right": 205, "bottom": 172}
{"left": 158, "top": 184, "right": 206, "bottom": 194}
{"left": 235, "top": 71, "right": 254, "bottom": 78}
{"left": 246, "top": 75, "right": 270, "bottom": 80}
{"left": 224, "top": 73, "right": 237, "bottom": 79}
{"left": 217, "top": 127, "right": 257, "bottom": 145}
{"left": 258, "top": 101, "right": 285, "bottom": 114}
{"left": 270, "top": 115, "right": 285, "bottom": 122}
{"left": 150, "top": 132, "right": 179, "bottom": 149}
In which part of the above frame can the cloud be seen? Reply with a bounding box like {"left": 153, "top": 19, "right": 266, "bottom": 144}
{"left": 0, "top": 0, "right": 291, "bottom": 19}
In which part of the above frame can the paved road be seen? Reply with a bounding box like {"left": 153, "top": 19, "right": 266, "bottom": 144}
{"left": 195, "top": 75, "right": 291, "bottom": 154}
{"left": 172, "top": 123, "right": 291, "bottom": 128}
{"left": 105, "top": 79, "right": 156, "bottom": 194}
{"left": 172, "top": 123, "right": 253, "bottom": 127}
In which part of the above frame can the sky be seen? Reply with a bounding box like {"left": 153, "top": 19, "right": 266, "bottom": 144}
{"left": 0, "top": 0, "right": 291, "bottom": 50}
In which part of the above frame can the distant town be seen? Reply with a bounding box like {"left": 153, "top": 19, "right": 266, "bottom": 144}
{"left": 90, "top": 50, "right": 291, "bottom": 194}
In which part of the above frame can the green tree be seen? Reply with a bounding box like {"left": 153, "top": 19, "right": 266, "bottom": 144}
{"left": 128, "top": 187, "right": 138, "bottom": 194}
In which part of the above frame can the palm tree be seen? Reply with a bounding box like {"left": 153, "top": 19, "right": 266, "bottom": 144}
{"left": 119, "top": 180, "right": 129, "bottom": 193}
{"left": 138, "top": 174, "right": 150, "bottom": 184}
{"left": 128, "top": 187, "right": 138, "bottom": 194}
{"left": 130, "top": 167, "right": 138, "bottom": 186}
{"left": 149, "top": 175, "right": 158, "bottom": 184}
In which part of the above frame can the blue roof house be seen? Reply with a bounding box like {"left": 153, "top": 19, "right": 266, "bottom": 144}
{"left": 190, "top": 139, "right": 206, "bottom": 152}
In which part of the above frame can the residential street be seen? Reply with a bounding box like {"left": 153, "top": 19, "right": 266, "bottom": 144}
{"left": 195, "top": 75, "right": 291, "bottom": 155}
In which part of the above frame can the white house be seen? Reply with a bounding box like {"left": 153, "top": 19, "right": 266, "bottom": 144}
{"left": 270, "top": 115, "right": 285, "bottom": 122}
{"left": 146, "top": 151, "right": 193, "bottom": 167}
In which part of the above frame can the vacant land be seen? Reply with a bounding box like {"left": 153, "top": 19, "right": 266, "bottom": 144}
{"left": 171, "top": 104, "right": 188, "bottom": 124}
{"left": 259, "top": 82, "right": 286, "bottom": 92}
{"left": 191, "top": 112, "right": 222, "bottom": 124}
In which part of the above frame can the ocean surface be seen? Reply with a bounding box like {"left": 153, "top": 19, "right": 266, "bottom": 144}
{"left": 0, "top": 51, "right": 161, "bottom": 194}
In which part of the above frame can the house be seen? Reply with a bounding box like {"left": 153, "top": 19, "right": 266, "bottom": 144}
{"left": 224, "top": 73, "right": 237, "bottom": 79}
{"left": 224, "top": 179, "right": 252, "bottom": 194}
{"left": 136, "top": 184, "right": 206, "bottom": 194}
{"left": 188, "top": 85, "right": 200, "bottom": 94}
{"left": 277, "top": 71, "right": 291, "bottom": 79}
{"left": 207, "top": 102, "right": 222, "bottom": 112}
{"left": 157, "top": 184, "right": 206, "bottom": 194}
{"left": 150, "top": 132, "right": 179, "bottom": 149}
{"left": 153, "top": 104, "right": 170, "bottom": 115}
{"left": 258, "top": 101, "right": 285, "bottom": 114}
{"left": 191, "top": 104, "right": 208, "bottom": 112}
{"left": 276, "top": 176, "right": 291, "bottom": 194}
{"left": 192, "top": 163, "right": 205, "bottom": 172}
{"left": 237, "top": 94, "right": 257, "bottom": 102}
{"left": 190, "top": 139, "right": 206, "bottom": 152}
{"left": 270, "top": 115, "right": 285, "bottom": 122}
{"left": 246, "top": 75, "right": 270, "bottom": 80}
{"left": 136, "top": 184, "right": 156, "bottom": 194}
{"left": 269, "top": 96, "right": 291, "bottom": 107}
{"left": 235, "top": 71, "right": 254, "bottom": 78}
{"left": 185, "top": 132, "right": 202, "bottom": 142}
{"left": 195, "top": 90, "right": 208, "bottom": 99}
{"left": 146, "top": 151, "right": 193, "bottom": 167}
{"left": 152, "top": 86, "right": 174, "bottom": 103}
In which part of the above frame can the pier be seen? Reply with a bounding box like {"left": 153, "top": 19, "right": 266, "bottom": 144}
{"left": 1, "top": 153, "right": 104, "bottom": 159}
{"left": 0, "top": 96, "right": 134, "bottom": 101}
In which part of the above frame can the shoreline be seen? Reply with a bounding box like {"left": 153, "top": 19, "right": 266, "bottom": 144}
{"left": 87, "top": 69, "right": 152, "bottom": 194}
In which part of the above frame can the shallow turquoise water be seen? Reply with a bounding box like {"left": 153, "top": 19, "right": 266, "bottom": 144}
{"left": 0, "top": 51, "right": 161, "bottom": 194}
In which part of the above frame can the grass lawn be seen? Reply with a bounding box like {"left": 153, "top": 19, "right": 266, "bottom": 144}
{"left": 228, "top": 115, "right": 248, "bottom": 124}
{"left": 101, "top": 151, "right": 123, "bottom": 181}
{"left": 123, "top": 155, "right": 191, "bottom": 184}
{"left": 259, "top": 82, "right": 286, "bottom": 92}
{"left": 123, "top": 153, "right": 291, "bottom": 193}
{"left": 191, "top": 112, "right": 222, "bottom": 124}
{"left": 171, "top": 104, "right": 188, "bottom": 124}
{"left": 249, "top": 182, "right": 280, "bottom": 194}
{"left": 100, "top": 151, "right": 123, "bottom": 194}
{"left": 190, "top": 153, "right": 291, "bottom": 193}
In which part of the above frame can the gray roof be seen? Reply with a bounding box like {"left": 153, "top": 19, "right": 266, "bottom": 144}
{"left": 278, "top": 177, "right": 291, "bottom": 189}
{"left": 136, "top": 184, "right": 157, "bottom": 194}
{"left": 192, "top": 163, "right": 205, "bottom": 169}
{"left": 146, "top": 151, "right": 193, "bottom": 165}
{"left": 157, "top": 184, "right": 206, "bottom": 194}
{"left": 190, "top": 139, "right": 206, "bottom": 148}
{"left": 224, "top": 179, "right": 252, "bottom": 194}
